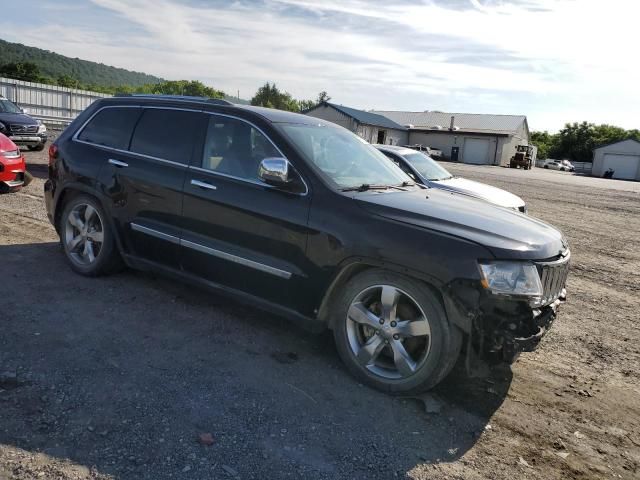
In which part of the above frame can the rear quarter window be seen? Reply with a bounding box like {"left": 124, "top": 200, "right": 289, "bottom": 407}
{"left": 77, "top": 107, "right": 141, "bottom": 150}
{"left": 129, "top": 109, "right": 201, "bottom": 164}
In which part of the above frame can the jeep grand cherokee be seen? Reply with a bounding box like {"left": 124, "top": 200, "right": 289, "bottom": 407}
{"left": 44, "top": 95, "right": 569, "bottom": 393}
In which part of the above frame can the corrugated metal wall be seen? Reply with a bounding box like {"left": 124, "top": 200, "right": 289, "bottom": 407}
{"left": 0, "top": 76, "right": 110, "bottom": 123}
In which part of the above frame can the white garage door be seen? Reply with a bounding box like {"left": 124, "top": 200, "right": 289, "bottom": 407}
{"left": 603, "top": 153, "right": 640, "bottom": 180}
{"left": 463, "top": 138, "right": 491, "bottom": 164}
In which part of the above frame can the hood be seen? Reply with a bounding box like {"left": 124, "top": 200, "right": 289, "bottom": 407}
{"left": 354, "top": 188, "right": 566, "bottom": 260}
{"left": 432, "top": 177, "right": 525, "bottom": 209}
{"left": 0, "top": 112, "right": 39, "bottom": 126}
{"left": 0, "top": 133, "right": 19, "bottom": 152}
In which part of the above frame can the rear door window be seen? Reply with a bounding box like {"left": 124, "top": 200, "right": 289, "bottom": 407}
{"left": 130, "top": 108, "right": 201, "bottom": 165}
{"left": 77, "top": 107, "right": 141, "bottom": 150}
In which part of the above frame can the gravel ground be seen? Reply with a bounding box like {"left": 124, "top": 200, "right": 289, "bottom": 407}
{"left": 1, "top": 139, "right": 639, "bottom": 479}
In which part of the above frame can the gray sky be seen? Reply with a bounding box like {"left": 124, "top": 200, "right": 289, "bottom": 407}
{"left": 2, "top": 0, "right": 638, "bottom": 131}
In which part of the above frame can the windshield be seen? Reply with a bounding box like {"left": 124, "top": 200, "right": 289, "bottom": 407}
{"left": 0, "top": 99, "right": 21, "bottom": 114}
{"left": 279, "top": 123, "right": 411, "bottom": 189}
{"left": 402, "top": 152, "right": 452, "bottom": 181}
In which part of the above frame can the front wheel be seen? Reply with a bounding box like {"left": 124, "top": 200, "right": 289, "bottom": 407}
{"left": 27, "top": 143, "right": 45, "bottom": 152}
{"left": 332, "top": 269, "right": 462, "bottom": 394}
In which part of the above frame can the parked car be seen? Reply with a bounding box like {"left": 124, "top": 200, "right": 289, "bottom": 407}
{"left": 0, "top": 132, "right": 27, "bottom": 192}
{"left": 376, "top": 145, "right": 527, "bottom": 213}
{"left": 45, "top": 95, "right": 570, "bottom": 393}
{"left": 403, "top": 144, "right": 442, "bottom": 158}
{"left": 543, "top": 159, "right": 575, "bottom": 172}
{"left": 0, "top": 95, "right": 48, "bottom": 151}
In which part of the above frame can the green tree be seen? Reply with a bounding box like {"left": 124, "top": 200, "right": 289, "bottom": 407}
{"left": 530, "top": 130, "right": 557, "bottom": 160}
{"left": 251, "top": 82, "right": 300, "bottom": 112}
{"left": 298, "top": 91, "right": 332, "bottom": 112}
{"left": 532, "top": 123, "right": 640, "bottom": 162}
{"left": 317, "top": 91, "right": 331, "bottom": 103}
{"left": 141, "top": 80, "right": 225, "bottom": 99}
{"left": 0, "top": 62, "right": 43, "bottom": 82}
{"left": 298, "top": 99, "right": 316, "bottom": 111}
{"left": 56, "top": 74, "right": 80, "bottom": 88}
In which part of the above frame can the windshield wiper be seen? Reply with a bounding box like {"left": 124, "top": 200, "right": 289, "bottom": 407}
{"left": 341, "top": 182, "right": 416, "bottom": 192}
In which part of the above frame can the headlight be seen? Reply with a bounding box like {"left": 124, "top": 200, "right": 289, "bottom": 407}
{"left": 37, "top": 123, "right": 47, "bottom": 133}
{"left": 478, "top": 261, "right": 543, "bottom": 297}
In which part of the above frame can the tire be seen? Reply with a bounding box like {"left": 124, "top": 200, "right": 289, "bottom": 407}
{"left": 332, "top": 269, "right": 462, "bottom": 394}
{"left": 58, "top": 194, "right": 122, "bottom": 276}
{"left": 27, "top": 143, "right": 45, "bottom": 152}
{"left": 23, "top": 171, "right": 33, "bottom": 187}
{"left": 543, "top": 165, "right": 548, "bottom": 169}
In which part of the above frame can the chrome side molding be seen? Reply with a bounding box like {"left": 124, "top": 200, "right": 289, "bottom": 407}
{"left": 130, "top": 223, "right": 291, "bottom": 279}
{"left": 130, "top": 223, "right": 180, "bottom": 244}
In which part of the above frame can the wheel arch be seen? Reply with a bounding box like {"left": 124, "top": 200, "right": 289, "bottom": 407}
{"left": 54, "top": 183, "right": 126, "bottom": 258}
{"left": 317, "top": 258, "right": 452, "bottom": 328}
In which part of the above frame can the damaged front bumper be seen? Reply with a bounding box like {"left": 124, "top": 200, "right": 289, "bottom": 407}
{"left": 483, "top": 289, "right": 566, "bottom": 363}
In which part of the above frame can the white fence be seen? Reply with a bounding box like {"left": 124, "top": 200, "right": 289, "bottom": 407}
{"left": 0, "top": 76, "right": 110, "bottom": 126}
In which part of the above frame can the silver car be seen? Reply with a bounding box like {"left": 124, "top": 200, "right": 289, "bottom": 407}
{"left": 376, "top": 145, "right": 527, "bottom": 213}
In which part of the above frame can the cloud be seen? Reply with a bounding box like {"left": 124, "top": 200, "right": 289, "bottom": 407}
{"left": 1, "top": 0, "right": 639, "bottom": 130}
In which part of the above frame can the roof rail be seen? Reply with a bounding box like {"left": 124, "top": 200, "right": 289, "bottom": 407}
{"left": 114, "top": 94, "right": 233, "bottom": 105}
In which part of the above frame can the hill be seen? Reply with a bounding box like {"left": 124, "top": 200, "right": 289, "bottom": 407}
{"left": 0, "top": 38, "right": 163, "bottom": 87}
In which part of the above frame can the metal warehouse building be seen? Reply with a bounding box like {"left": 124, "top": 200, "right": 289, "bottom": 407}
{"left": 374, "top": 110, "right": 530, "bottom": 166}
{"left": 592, "top": 139, "right": 640, "bottom": 180}
{"left": 304, "top": 102, "right": 408, "bottom": 146}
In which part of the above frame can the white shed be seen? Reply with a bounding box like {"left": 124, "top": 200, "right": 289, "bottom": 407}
{"left": 592, "top": 139, "right": 640, "bottom": 180}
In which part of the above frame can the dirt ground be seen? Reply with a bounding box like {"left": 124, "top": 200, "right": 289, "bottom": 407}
{"left": 1, "top": 135, "right": 639, "bottom": 480}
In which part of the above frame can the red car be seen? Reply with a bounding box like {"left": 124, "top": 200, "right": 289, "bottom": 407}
{"left": 0, "top": 132, "right": 27, "bottom": 192}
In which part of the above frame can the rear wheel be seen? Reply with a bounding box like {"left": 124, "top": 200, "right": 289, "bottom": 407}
{"left": 59, "top": 194, "right": 122, "bottom": 276}
{"left": 332, "top": 269, "right": 462, "bottom": 394}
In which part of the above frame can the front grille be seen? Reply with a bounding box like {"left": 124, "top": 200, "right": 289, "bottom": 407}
{"left": 9, "top": 124, "right": 38, "bottom": 134}
{"left": 537, "top": 251, "right": 570, "bottom": 305}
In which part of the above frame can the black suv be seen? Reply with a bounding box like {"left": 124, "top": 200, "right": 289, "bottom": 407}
{"left": 45, "top": 95, "right": 569, "bottom": 393}
{"left": 0, "top": 95, "right": 48, "bottom": 151}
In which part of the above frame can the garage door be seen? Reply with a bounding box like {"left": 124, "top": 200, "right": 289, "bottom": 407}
{"left": 463, "top": 138, "right": 491, "bottom": 164}
{"left": 603, "top": 153, "right": 640, "bottom": 180}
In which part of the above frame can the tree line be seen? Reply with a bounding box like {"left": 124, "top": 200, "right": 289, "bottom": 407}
{"left": 532, "top": 123, "right": 640, "bottom": 162}
{"left": 0, "top": 62, "right": 330, "bottom": 113}
{"left": 0, "top": 38, "right": 161, "bottom": 88}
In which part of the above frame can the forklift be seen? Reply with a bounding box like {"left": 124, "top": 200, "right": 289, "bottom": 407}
{"left": 510, "top": 145, "right": 534, "bottom": 170}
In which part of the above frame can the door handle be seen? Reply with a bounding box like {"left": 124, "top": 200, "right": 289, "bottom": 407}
{"left": 108, "top": 159, "right": 129, "bottom": 168}
{"left": 191, "top": 179, "right": 217, "bottom": 191}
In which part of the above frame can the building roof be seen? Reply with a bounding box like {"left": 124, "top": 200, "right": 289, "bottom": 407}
{"left": 593, "top": 138, "right": 640, "bottom": 151}
{"left": 373, "top": 110, "right": 527, "bottom": 135}
{"left": 314, "top": 102, "right": 407, "bottom": 130}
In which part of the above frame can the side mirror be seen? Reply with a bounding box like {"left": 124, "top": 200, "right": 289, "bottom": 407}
{"left": 20, "top": 107, "right": 28, "bottom": 114}
{"left": 258, "top": 157, "right": 291, "bottom": 186}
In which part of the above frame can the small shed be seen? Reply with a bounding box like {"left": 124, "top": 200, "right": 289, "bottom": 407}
{"left": 592, "top": 139, "right": 640, "bottom": 180}
{"left": 304, "top": 102, "right": 408, "bottom": 146}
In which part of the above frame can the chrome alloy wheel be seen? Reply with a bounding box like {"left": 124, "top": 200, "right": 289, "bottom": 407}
{"left": 345, "top": 285, "right": 432, "bottom": 380}
{"left": 64, "top": 203, "right": 104, "bottom": 266}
